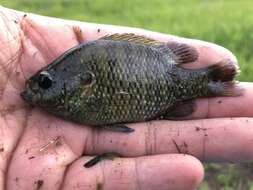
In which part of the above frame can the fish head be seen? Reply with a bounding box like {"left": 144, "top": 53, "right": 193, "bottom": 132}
{"left": 20, "top": 71, "right": 55, "bottom": 105}
{"left": 20, "top": 69, "right": 65, "bottom": 109}
{"left": 20, "top": 62, "right": 94, "bottom": 113}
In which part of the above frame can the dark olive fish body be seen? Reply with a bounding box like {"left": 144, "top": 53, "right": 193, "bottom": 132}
{"left": 21, "top": 34, "right": 239, "bottom": 130}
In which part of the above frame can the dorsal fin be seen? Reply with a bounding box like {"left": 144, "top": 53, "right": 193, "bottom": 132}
{"left": 99, "top": 33, "right": 163, "bottom": 46}
{"left": 157, "top": 42, "right": 198, "bottom": 64}
{"left": 100, "top": 33, "right": 198, "bottom": 64}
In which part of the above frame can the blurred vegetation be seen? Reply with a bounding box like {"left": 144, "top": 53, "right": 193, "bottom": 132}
{"left": 1, "top": 0, "right": 253, "bottom": 189}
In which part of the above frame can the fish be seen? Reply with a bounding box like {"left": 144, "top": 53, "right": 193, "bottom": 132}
{"left": 21, "top": 33, "right": 240, "bottom": 133}
{"left": 20, "top": 33, "right": 241, "bottom": 167}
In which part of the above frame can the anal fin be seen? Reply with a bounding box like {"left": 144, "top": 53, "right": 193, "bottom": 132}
{"left": 161, "top": 100, "right": 196, "bottom": 119}
{"left": 100, "top": 124, "right": 135, "bottom": 133}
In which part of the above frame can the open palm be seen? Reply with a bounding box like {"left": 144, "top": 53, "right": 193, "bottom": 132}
{"left": 1, "top": 7, "right": 253, "bottom": 190}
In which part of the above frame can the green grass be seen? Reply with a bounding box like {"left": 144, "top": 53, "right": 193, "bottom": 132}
{"left": 1, "top": 0, "right": 253, "bottom": 189}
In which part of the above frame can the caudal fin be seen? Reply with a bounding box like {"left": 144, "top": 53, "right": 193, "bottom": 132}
{"left": 207, "top": 60, "right": 239, "bottom": 82}
{"left": 206, "top": 60, "right": 242, "bottom": 97}
{"left": 208, "top": 81, "right": 243, "bottom": 97}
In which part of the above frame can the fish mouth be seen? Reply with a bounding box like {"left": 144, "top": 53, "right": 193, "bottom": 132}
{"left": 20, "top": 90, "right": 32, "bottom": 103}
{"left": 20, "top": 89, "right": 39, "bottom": 105}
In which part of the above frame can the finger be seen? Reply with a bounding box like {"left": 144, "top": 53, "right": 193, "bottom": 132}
{"left": 62, "top": 154, "right": 204, "bottom": 190}
{"left": 84, "top": 117, "right": 253, "bottom": 163}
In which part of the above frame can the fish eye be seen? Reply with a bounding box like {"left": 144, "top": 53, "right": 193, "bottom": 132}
{"left": 80, "top": 72, "right": 94, "bottom": 86}
{"left": 38, "top": 71, "right": 52, "bottom": 89}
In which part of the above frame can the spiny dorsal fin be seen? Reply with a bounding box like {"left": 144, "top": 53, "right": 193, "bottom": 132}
{"left": 99, "top": 33, "right": 163, "bottom": 46}
{"left": 157, "top": 42, "right": 199, "bottom": 64}
{"left": 100, "top": 34, "right": 198, "bottom": 64}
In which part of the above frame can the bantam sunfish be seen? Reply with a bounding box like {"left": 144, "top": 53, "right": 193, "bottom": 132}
{"left": 21, "top": 33, "right": 240, "bottom": 167}
{"left": 21, "top": 33, "right": 239, "bottom": 131}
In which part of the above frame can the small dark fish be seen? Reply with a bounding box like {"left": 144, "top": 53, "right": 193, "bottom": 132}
{"left": 21, "top": 33, "right": 240, "bottom": 132}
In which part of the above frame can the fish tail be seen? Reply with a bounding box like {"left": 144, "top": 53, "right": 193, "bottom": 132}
{"left": 207, "top": 81, "right": 243, "bottom": 97}
{"left": 207, "top": 60, "right": 238, "bottom": 82}
{"left": 206, "top": 60, "right": 242, "bottom": 96}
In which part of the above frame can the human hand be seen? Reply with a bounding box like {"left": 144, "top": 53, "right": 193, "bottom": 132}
{"left": 1, "top": 7, "right": 253, "bottom": 190}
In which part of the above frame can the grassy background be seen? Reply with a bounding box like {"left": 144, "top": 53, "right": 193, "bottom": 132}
{"left": 1, "top": 0, "right": 253, "bottom": 189}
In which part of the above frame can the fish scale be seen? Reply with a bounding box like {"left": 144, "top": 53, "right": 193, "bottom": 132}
{"left": 90, "top": 41, "right": 174, "bottom": 123}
